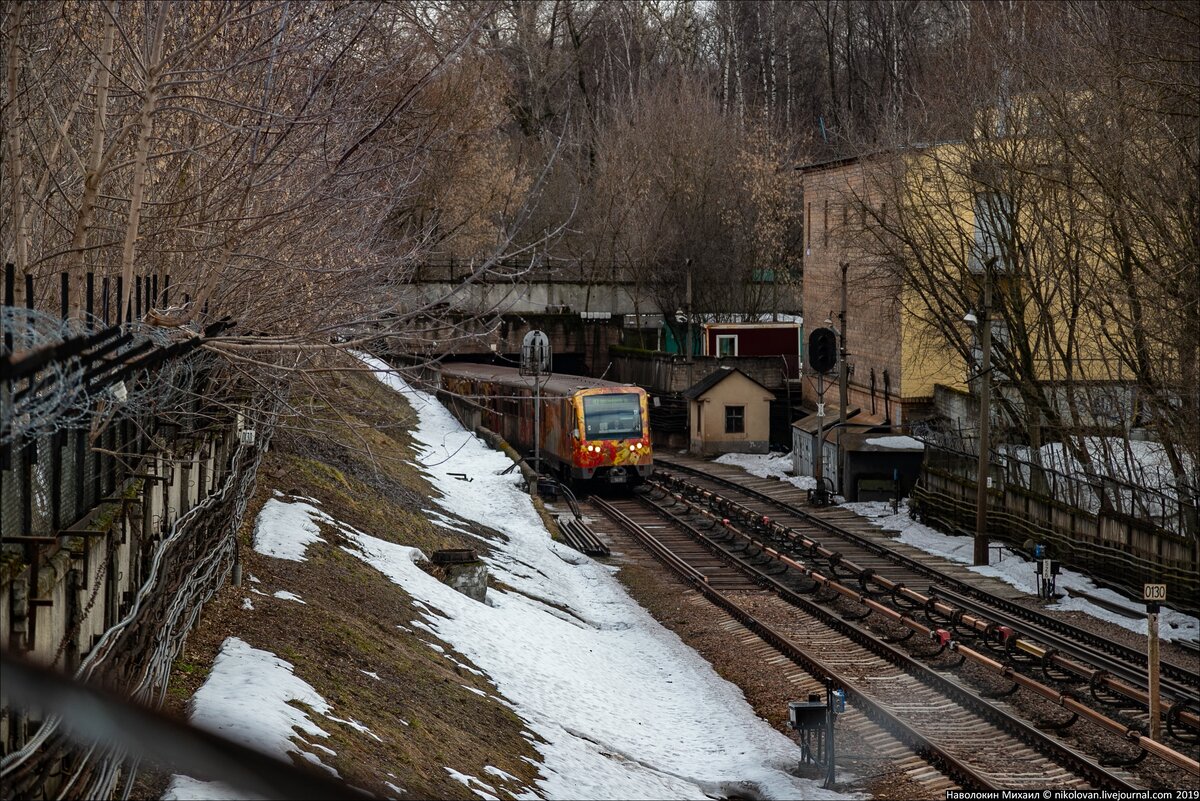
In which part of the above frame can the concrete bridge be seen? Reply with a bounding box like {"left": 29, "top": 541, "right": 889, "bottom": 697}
{"left": 400, "top": 265, "right": 657, "bottom": 317}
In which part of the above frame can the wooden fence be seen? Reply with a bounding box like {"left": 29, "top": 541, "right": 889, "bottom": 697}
{"left": 913, "top": 444, "right": 1199, "bottom": 616}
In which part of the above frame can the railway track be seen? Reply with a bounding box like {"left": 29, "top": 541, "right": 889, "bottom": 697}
{"left": 588, "top": 494, "right": 1145, "bottom": 793}
{"left": 654, "top": 457, "right": 1200, "bottom": 722}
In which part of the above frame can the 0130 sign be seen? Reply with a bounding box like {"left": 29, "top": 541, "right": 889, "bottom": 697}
{"left": 1143, "top": 583, "right": 1167, "bottom": 602}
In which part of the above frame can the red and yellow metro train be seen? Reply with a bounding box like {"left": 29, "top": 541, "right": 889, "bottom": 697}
{"left": 438, "top": 363, "right": 653, "bottom": 487}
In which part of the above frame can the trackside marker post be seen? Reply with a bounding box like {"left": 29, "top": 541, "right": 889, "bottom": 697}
{"left": 1144, "top": 582, "right": 1165, "bottom": 741}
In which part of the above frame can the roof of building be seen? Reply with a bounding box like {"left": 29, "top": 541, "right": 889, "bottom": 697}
{"left": 841, "top": 431, "right": 927, "bottom": 453}
{"left": 792, "top": 409, "right": 865, "bottom": 433}
{"left": 702, "top": 320, "right": 802, "bottom": 330}
{"left": 682, "top": 367, "right": 776, "bottom": 401}
{"left": 440, "top": 362, "right": 637, "bottom": 396}
{"left": 791, "top": 410, "right": 895, "bottom": 444}
{"left": 794, "top": 141, "right": 959, "bottom": 175}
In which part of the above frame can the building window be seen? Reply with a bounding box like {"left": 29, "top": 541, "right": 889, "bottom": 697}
{"left": 823, "top": 199, "right": 829, "bottom": 245}
{"left": 716, "top": 335, "right": 738, "bottom": 357}
{"left": 725, "top": 405, "right": 745, "bottom": 434}
{"left": 805, "top": 202, "right": 811, "bottom": 250}
{"left": 971, "top": 191, "right": 1013, "bottom": 273}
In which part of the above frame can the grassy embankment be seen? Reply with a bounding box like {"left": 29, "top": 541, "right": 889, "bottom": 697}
{"left": 148, "top": 363, "right": 543, "bottom": 799}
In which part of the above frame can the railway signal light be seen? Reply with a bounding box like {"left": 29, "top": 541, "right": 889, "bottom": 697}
{"left": 808, "top": 327, "right": 837, "bottom": 374}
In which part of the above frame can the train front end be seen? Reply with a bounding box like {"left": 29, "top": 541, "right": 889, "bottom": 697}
{"left": 570, "top": 387, "right": 653, "bottom": 486}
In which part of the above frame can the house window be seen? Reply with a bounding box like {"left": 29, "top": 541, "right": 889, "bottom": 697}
{"left": 971, "top": 191, "right": 1013, "bottom": 273}
{"left": 805, "top": 202, "right": 811, "bottom": 251}
{"left": 725, "top": 405, "right": 745, "bottom": 434}
{"left": 716, "top": 335, "right": 738, "bottom": 357}
{"left": 823, "top": 199, "right": 829, "bottom": 245}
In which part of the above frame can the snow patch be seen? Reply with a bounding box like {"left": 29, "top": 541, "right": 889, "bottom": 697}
{"left": 445, "top": 768, "right": 499, "bottom": 801}
{"left": 865, "top": 435, "right": 924, "bottom": 450}
{"left": 241, "top": 598, "right": 254, "bottom": 611}
{"left": 355, "top": 352, "right": 848, "bottom": 801}
{"left": 328, "top": 714, "right": 382, "bottom": 742}
{"left": 841, "top": 501, "right": 1199, "bottom": 641}
{"left": 715, "top": 452, "right": 817, "bottom": 491}
{"left": 252, "top": 498, "right": 330, "bottom": 561}
{"left": 272, "top": 590, "right": 306, "bottom": 604}
{"left": 162, "top": 637, "right": 336, "bottom": 799}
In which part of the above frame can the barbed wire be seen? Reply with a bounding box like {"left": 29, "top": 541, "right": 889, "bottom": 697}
{"left": 1, "top": 307, "right": 213, "bottom": 447}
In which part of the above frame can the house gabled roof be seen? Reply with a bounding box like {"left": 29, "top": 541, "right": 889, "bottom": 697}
{"left": 682, "top": 367, "right": 775, "bottom": 401}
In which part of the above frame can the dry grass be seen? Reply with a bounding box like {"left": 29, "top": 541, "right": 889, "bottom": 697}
{"left": 140, "top": 366, "right": 543, "bottom": 799}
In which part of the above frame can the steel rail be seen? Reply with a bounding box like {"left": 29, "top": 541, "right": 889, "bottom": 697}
{"left": 930, "top": 585, "right": 1198, "bottom": 707}
{"left": 654, "top": 462, "right": 1199, "bottom": 696}
{"left": 590, "top": 497, "right": 1003, "bottom": 793}
{"left": 661, "top": 470, "right": 1200, "bottom": 731}
{"left": 643, "top": 483, "right": 1200, "bottom": 778}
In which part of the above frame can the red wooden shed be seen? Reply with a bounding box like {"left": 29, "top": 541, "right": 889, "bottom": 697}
{"left": 701, "top": 321, "right": 803, "bottom": 378}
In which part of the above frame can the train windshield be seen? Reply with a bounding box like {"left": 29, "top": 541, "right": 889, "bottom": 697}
{"left": 582, "top": 393, "right": 642, "bottom": 439}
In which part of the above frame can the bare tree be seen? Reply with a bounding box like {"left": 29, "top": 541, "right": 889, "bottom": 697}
{"left": 843, "top": 1, "right": 1198, "bottom": 505}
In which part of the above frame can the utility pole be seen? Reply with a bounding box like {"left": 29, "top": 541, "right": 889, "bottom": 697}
{"left": 838, "top": 262, "right": 849, "bottom": 495}
{"left": 1148, "top": 600, "right": 1162, "bottom": 741}
{"left": 815, "top": 372, "right": 826, "bottom": 497}
{"left": 521, "top": 330, "right": 551, "bottom": 492}
{"left": 973, "top": 259, "right": 995, "bottom": 567}
{"left": 684, "top": 259, "right": 694, "bottom": 388}
{"left": 684, "top": 261, "right": 693, "bottom": 362}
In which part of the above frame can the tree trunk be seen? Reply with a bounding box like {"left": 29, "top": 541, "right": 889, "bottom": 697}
{"left": 118, "top": 5, "right": 168, "bottom": 323}
{"left": 5, "top": 3, "right": 28, "bottom": 306}
{"left": 68, "top": 10, "right": 116, "bottom": 318}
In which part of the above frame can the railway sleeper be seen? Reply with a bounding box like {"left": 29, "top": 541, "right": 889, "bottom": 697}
{"left": 635, "top": 481, "right": 1199, "bottom": 780}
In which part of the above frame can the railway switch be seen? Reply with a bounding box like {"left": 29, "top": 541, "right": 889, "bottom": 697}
{"left": 931, "top": 629, "right": 952, "bottom": 646}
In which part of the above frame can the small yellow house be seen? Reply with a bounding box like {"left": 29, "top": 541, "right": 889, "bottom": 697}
{"left": 683, "top": 368, "right": 776, "bottom": 455}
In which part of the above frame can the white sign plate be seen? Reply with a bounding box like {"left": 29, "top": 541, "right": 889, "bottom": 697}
{"left": 1143, "top": 583, "right": 1167, "bottom": 602}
